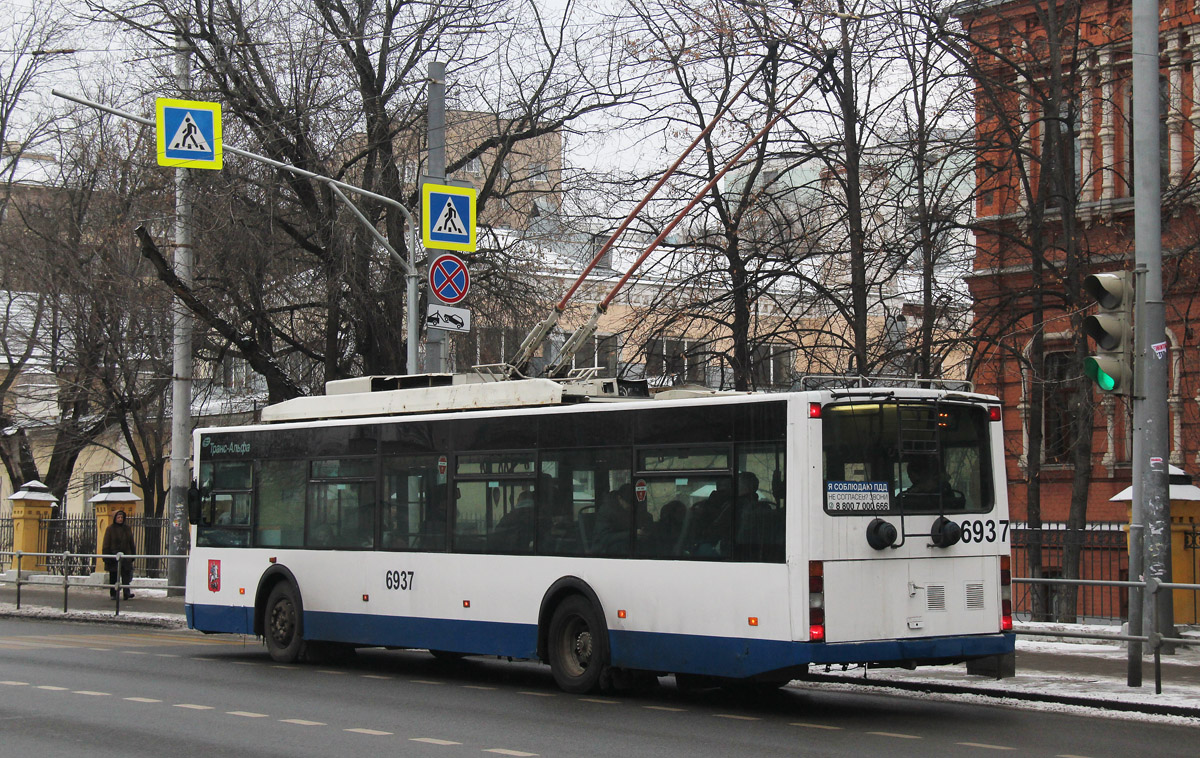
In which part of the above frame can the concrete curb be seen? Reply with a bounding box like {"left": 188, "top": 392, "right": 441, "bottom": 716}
{"left": 800, "top": 672, "right": 1200, "bottom": 719}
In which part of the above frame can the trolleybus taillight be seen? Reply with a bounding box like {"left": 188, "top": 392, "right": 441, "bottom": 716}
{"left": 989, "top": 406, "right": 1002, "bottom": 422}
{"left": 808, "top": 402, "right": 822, "bottom": 419}
{"left": 809, "top": 561, "right": 825, "bottom": 641}
{"left": 1000, "top": 555, "right": 1013, "bottom": 631}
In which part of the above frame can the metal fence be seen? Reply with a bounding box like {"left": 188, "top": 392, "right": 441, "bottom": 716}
{"left": 16, "top": 516, "right": 172, "bottom": 578}
{"left": 0, "top": 512, "right": 11, "bottom": 554}
{"left": 1010, "top": 524, "right": 1129, "bottom": 623}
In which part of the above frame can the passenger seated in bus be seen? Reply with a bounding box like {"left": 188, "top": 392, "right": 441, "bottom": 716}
{"left": 901, "top": 456, "right": 966, "bottom": 510}
{"left": 643, "top": 499, "right": 686, "bottom": 556}
{"left": 540, "top": 492, "right": 581, "bottom": 554}
{"left": 590, "top": 484, "right": 634, "bottom": 556}
{"left": 688, "top": 484, "right": 732, "bottom": 557}
{"left": 491, "top": 490, "right": 536, "bottom": 553}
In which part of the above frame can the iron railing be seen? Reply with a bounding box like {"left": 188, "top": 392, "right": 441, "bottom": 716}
{"left": 31, "top": 516, "right": 172, "bottom": 578}
{"left": 0, "top": 550, "right": 186, "bottom": 616}
{"left": 1010, "top": 524, "right": 1129, "bottom": 623}
{"left": 1013, "top": 575, "right": 1200, "bottom": 694}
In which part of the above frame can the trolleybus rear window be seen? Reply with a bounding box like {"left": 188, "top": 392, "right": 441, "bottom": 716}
{"left": 821, "top": 401, "right": 993, "bottom": 515}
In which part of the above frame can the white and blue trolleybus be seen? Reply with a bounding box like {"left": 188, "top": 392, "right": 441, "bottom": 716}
{"left": 185, "top": 374, "right": 1015, "bottom": 692}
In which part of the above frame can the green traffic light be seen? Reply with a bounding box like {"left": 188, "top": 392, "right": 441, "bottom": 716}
{"left": 1084, "top": 356, "right": 1121, "bottom": 392}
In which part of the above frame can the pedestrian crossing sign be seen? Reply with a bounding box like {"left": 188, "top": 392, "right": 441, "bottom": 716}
{"left": 422, "top": 182, "right": 477, "bottom": 252}
{"left": 156, "top": 98, "right": 222, "bottom": 169}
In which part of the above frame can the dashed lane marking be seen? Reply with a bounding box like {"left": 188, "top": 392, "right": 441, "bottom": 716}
{"left": 280, "top": 719, "right": 325, "bottom": 726}
{"left": 317, "top": 670, "right": 345, "bottom": 675}
{"left": 463, "top": 685, "right": 497, "bottom": 690}
{"left": 227, "top": 711, "right": 269, "bottom": 718}
{"left": 37, "top": 686, "right": 68, "bottom": 691}
{"left": 362, "top": 675, "right": 392, "bottom": 680}
{"left": 517, "top": 691, "right": 555, "bottom": 697}
{"left": 410, "top": 680, "right": 443, "bottom": 685}
{"left": 643, "top": 705, "right": 686, "bottom": 712}
{"left": 579, "top": 698, "right": 619, "bottom": 704}
{"left": 174, "top": 704, "right": 214, "bottom": 710}
{"left": 0, "top": 681, "right": 29, "bottom": 686}
{"left": 154, "top": 654, "right": 180, "bottom": 658}
{"left": 411, "top": 738, "right": 463, "bottom": 746}
{"left": 957, "top": 743, "right": 1016, "bottom": 751}
{"left": 484, "top": 750, "right": 538, "bottom": 757}
{"left": 345, "top": 728, "right": 392, "bottom": 736}
{"left": 715, "top": 714, "right": 760, "bottom": 721}
{"left": 88, "top": 648, "right": 112, "bottom": 651}
{"left": 124, "top": 697, "right": 161, "bottom": 703}
{"left": 867, "top": 732, "right": 922, "bottom": 739}
{"left": 790, "top": 722, "right": 843, "bottom": 730}
{"left": 72, "top": 691, "right": 110, "bottom": 697}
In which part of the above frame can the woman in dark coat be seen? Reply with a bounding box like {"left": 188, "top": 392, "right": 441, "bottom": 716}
{"left": 102, "top": 510, "right": 136, "bottom": 599}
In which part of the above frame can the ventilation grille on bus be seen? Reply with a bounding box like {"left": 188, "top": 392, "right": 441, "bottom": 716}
{"left": 965, "top": 582, "right": 986, "bottom": 610}
{"left": 926, "top": 584, "right": 946, "bottom": 612}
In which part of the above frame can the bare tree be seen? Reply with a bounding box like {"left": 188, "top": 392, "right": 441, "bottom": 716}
{"left": 89, "top": 0, "right": 635, "bottom": 398}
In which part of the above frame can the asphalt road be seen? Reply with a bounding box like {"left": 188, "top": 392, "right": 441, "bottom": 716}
{"left": 0, "top": 617, "right": 1195, "bottom": 758}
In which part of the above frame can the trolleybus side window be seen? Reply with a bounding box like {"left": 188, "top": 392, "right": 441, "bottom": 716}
{"left": 196, "top": 461, "right": 252, "bottom": 547}
{"left": 537, "top": 448, "right": 630, "bottom": 557}
{"left": 821, "top": 402, "right": 993, "bottom": 515}
{"left": 257, "top": 459, "right": 306, "bottom": 547}
{"left": 453, "top": 452, "right": 537, "bottom": 554}
{"left": 732, "top": 443, "right": 786, "bottom": 563}
{"left": 381, "top": 454, "right": 448, "bottom": 551}
{"left": 306, "top": 458, "right": 377, "bottom": 548}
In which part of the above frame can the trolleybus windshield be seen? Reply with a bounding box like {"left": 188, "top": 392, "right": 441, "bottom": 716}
{"left": 821, "top": 401, "right": 994, "bottom": 516}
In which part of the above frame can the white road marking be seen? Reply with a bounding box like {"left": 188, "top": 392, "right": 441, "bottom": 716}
{"left": 279, "top": 719, "right": 325, "bottom": 726}
{"left": 121, "top": 651, "right": 148, "bottom": 655}
{"left": 790, "top": 722, "right": 842, "bottom": 730}
{"left": 174, "top": 704, "right": 214, "bottom": 710}
{"left": 483, "top": 750, "right": 538, "bottom": 757}
{"left": 73, "top": 691, "right": 111, "bottom": 696}
{"left": 957, "top": 743, "right": 1016, "bottom": 751}
{"left": 579, "top": 698, "right": 618, "bottom": 704}
{"left": 715, "top": 714, "right": 760, "bottom": 721}
{"left": 643, "top": 705, "right": 686, "bottom": 712}
{"left": 517, "top": 691, "right": 555, "bottom": 697}
{"left": 362, "top": 675, "right": 392, "bottom": 680}
{"left": 867, "top": 731, "right": 921, "bottom": 739}
{"left": 410, "top": 680, "right": 443, "bottom": 685}
{"left": 411, "top": 738, "right": 462, "bottom": 746}
{"left": 154, "top": 653, "right": 180, "bottom": 658}
{"left": 227, "top": 711, "right": 269, "bottom": 718}
{"left": 345, "top": 728, "right": 392, "bottom": 736}
{"left": 124, "top": 697, "right": 162, "bottom": 703}
{"left": 0, "top": 681, "right": 30, "bottom": 686}
{"left": 317, "top": 670, "right": 344, "bottom": 675}
{"left": 36, "top": 686, "right": 68, "bottom": 691}
{"left": 463, "top": 685, "right": 497, "bottom": 690}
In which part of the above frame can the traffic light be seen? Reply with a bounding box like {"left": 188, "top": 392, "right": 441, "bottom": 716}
{"left": 1082, "top": 271, "right": 1133, "bottom": 395}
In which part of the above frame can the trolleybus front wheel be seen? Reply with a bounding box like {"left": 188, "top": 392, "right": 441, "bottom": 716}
{"left": 264, "top": 582, "right": 306, "bottom": 663}
{"left": 548, "top": 595, "right": 609, "bottom": 693}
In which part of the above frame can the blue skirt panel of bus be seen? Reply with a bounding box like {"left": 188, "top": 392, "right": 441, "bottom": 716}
{"left": 304, "top": 610, "right": 540, "bottom": 660}
{"left": 608, "top": 630, "right": 1015, "bottom": 679}
{"left": 189, "top": 602, "right": 1013, "bottom": 678}
{"left": 188, "top": 603, "right": 254, "bottom": 635}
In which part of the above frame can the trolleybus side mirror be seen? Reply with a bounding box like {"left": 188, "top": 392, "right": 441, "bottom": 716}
{"left": 187, "top": 484, "right": 201, "bottom": 525}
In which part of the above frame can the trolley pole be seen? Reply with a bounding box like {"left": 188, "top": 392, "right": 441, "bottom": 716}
{"left": 166, "top": 34, "right": 194, "bottom": 595}
{"left": 1129, "top": 0, "right": 1173, "bottom": 680}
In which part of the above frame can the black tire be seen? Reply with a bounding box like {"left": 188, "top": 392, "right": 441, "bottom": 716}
{"left": 547, "top": 595, "right": 609, "bottom": 694}
{"left": 264, "top": 582, "right": 306, "bottom": 663}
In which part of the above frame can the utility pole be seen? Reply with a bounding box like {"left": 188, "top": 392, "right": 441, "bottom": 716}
{"left": 166, "top": 34, "right": 193, "bottom": 595}
{"left": 425, "top": 61, "right": 448, "bottom": 373}
{"left": 1129, "top": 0, "right": 1173, "bottom": 681}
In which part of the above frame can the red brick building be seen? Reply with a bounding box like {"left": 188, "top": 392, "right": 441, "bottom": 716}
{"left": 957, "top": 0, "right": 1200, "bottom": 534}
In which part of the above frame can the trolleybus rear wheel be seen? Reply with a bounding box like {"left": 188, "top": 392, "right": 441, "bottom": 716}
{"left": 264, "top": 582, "right": 306, "bottom": 663}
{"left": 548, "top": 595, "right": 609, "bottom": 693}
